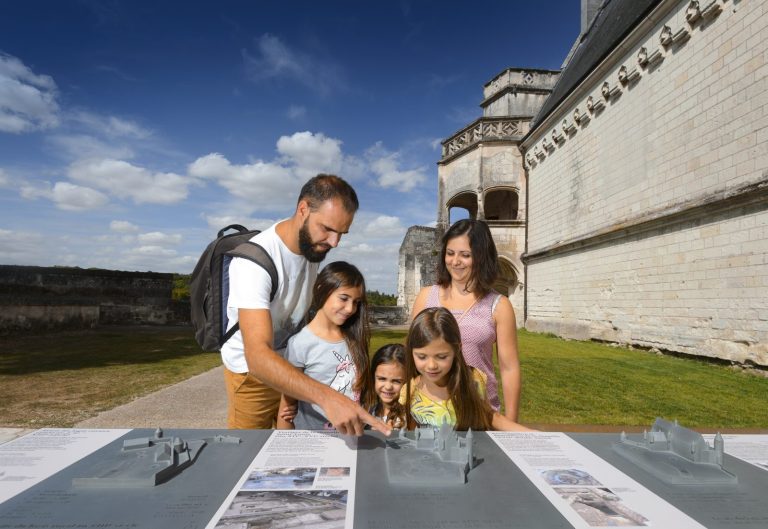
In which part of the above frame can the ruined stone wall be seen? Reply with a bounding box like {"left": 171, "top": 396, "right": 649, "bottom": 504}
{"left": 397, "top": 226, "right": 440, "bottom": 314}
{"left": 370, "top": 305, "right": 408, "bottom": 326}
{"left": 0, "top": 265, "right": 180, "bottom": 333}
{"left": 523, "top": 0, "right": 768, "bottom": 365}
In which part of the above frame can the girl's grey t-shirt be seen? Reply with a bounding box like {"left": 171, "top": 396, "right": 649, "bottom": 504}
{"left": 285, "top": 326, "right": 357, "bottom": 430}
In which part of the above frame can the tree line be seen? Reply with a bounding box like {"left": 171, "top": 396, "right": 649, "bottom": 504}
{"left": 173, "top": 274, "right": 397, "bottom": 306}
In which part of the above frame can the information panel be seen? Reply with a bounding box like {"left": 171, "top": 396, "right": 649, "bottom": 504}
{"left": 206, "top": 430, "right": 359, "bottom": 529}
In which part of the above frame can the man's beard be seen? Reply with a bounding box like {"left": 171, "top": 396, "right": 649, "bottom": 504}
{"left": 298, "top": 219, "right": 331, "bottom": 263}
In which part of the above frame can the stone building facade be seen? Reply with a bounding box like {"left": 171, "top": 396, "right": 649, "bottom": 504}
{"left": 399, "top": 0, "right": 768, "bottom": 365}
{"left": 397, "top": 69, "right": 559, "bottom": 325}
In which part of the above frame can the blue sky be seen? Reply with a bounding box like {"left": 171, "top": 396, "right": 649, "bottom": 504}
{"left": 0, "top": 1, "right": 579, "bottom": 294}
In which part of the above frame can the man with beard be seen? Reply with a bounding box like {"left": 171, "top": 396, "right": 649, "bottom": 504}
{"left": 221, "top": 174, "right": 389, "bottom": 435}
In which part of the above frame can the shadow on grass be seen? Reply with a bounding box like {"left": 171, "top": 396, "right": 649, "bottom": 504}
{"left": 0, "top": 325, "right": 218, "bottom": 375}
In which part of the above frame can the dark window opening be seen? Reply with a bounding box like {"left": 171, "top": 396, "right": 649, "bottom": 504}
{"left": 484, "top": 188, "right": 518, "bottom": 221}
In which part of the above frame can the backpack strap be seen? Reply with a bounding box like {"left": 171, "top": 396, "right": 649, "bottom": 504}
{"left": 221, "top": 241, "right": 279, "bottom": 346}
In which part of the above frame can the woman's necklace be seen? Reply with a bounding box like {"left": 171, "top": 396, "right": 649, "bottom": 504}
{"left": 441, "top": 285, "right": 479, "bottom": 323}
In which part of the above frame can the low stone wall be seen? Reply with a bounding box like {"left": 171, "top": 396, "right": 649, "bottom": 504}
{"left": 0, "top": 265, "right": 179, "bottom": 334}
{"left": 370, "top": 305, "right": 407, "bottom": 326}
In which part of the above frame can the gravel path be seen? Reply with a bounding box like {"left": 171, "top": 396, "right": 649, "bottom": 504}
{"left": 74, "top": 366, "right": 227, "bottom": 429}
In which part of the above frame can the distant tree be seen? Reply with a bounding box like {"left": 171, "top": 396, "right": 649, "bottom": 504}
{"left": 172, "top": 274, "right": 396, "bottom": 305}
{"left": 366, "top": 290, "right": 397, "bottom": 306}
{"left": 173, "top": 274, "right": 191, "bottom": 300}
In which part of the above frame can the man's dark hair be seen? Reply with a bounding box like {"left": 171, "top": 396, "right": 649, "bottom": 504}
{"left": 298, "top": 174, "right": 359, "bottom": 213}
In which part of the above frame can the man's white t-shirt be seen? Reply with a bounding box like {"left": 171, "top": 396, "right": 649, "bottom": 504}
{"left": 220, "top": 223, "right": 318, "bottom": 373}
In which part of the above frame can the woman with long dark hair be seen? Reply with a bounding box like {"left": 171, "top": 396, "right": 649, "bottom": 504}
{"left": 410, "top": 219, "right": 521, "bottom": 421}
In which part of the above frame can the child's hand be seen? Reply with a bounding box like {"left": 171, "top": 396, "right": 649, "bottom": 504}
{"left": 279, "top": 403, "right": 298, "bottom": 422}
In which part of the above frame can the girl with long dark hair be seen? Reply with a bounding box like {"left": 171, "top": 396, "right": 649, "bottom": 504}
{"left": 277, "top": 261, "right": 371, "bottom": 429}
{"left": 360, "top": 343, "right": 407, "bottom": 429}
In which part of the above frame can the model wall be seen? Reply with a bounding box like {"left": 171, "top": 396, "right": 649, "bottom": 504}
{"left": 524, "top": 0, "right": 768, "bottom": 365}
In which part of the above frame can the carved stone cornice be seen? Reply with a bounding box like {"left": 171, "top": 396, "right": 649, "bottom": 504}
{"left": 440, "top": 117, "right": 531, "bottom": 163}
{"left": 522, "top": 0, "right": 728, "bottom": 165}
{"left": 483, "top": 68, "right": 560, "bottom": 101}
{"left": 524, "top": 176, "right": 768, "bottom": 263}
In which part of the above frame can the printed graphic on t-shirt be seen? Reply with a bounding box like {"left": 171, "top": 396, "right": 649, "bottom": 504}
{"left": 330, "top": 350, "right": 354, "bottom": 394}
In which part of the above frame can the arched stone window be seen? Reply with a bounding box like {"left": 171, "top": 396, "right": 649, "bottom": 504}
{"left": 447, "top": 192, "right": 478, "bottom": 224}
{"left": 484, "top": 188, "right": 518, "bottom": 221}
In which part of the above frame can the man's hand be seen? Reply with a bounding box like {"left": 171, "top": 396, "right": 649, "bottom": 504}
{"left": 321, "top": 390, "right": 391, "bottom": 436}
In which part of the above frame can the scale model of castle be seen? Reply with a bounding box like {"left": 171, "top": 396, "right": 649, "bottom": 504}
{"left": 612, "top": 418, "right": 736, "bottom": 485}
{"left": 385, "top": 420, "right": 477, "bottom": 486}
{"left": 73, "top": 428, "right": 241, "bottom": 488}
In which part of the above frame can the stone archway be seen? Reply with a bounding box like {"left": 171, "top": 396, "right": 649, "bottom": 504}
{"left": 447, "top": 191, "right": 478, "bottom": 224}
{"left": 493, "top": 257, "right": 518, "bottom": 296}
{"left": 494, "top": 257, "right": 524, "bottom": 327}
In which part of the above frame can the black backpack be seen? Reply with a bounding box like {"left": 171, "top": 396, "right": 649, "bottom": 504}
{"left": 189, "top": 224, "right": 278, "bottom": 351}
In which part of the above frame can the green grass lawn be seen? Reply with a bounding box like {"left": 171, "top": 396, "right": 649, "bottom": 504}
{"left": 0, "top": 326, "right": 765, "bottom": 429}
{"left": 370, "top": 328, "right": 767, "bottom": 429}
{"left": 0, "top": 326, "right": 220, "bottom": 427}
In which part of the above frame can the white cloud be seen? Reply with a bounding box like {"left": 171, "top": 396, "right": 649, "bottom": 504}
{"left": 189, "top": 152, "right": 297, "bottom": 211}
{"left": 330, "top": 240, "right": 402, "bottom": 294}
{"left": 68, "top": 158, "right": 190, "bottom": 204}
{"left": 134, "top": 245, "right": 178, "bottom": 257}
{"left": 189, "top": 131, "right": 361, "bottom": 212}
{"left": 0, "top": 228, "right": 47, "bottom": 263}
{"left": 110, "top": 220, "right": 140, "bottom": 233}
{"left": 19, "top": 180, "right": 111, "bottom": 212}
{"left": 19, "top": 183, "right": 46, "bottom": 200}
{"left": 114, "top": 251, "right": 198, "bottom": 273}
{"left": 362, "top": 215, "right": 406, "bottom": 238}
{"left": 242, "top": 34, "right": 344, "bottom": 95}
{"left": 319, "top": 209, "right": 409, "bottom": 294}
{"left": 204, "top": 214, "right": 277, "bottom": 232}
{"left": 51, "top": 182, "right": 110, "bottom": 211}
{"left": 0, "top": 52, "right": 59, "bottom": 133}
{"left": 47, "top": 134, "right": 135, "bottom": 160}
{"left": 343, "top": 242, "right": 376, "bottom": 253}
{"left": 277, "top": 131, "right": 343, "bottom": 179}
{"left": 0, "top": 168, "right": 10, "bottom": 187}
{"left": 287, "top": 105, "right": 306, "bottom": 120}
{"left": 137, "top": 231, "right": 182, "bottom": 246}
{"left": 95, "top": 64, "right": 139, "bottom": 83}
{"left": 68, "top": 110, "right": 152, "bottom": 138}
{"left": 0, "top": 225, "right": 200, "bottom": 273}
{"left": 366, "top": 142, "right": 427, "bottom": 192}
